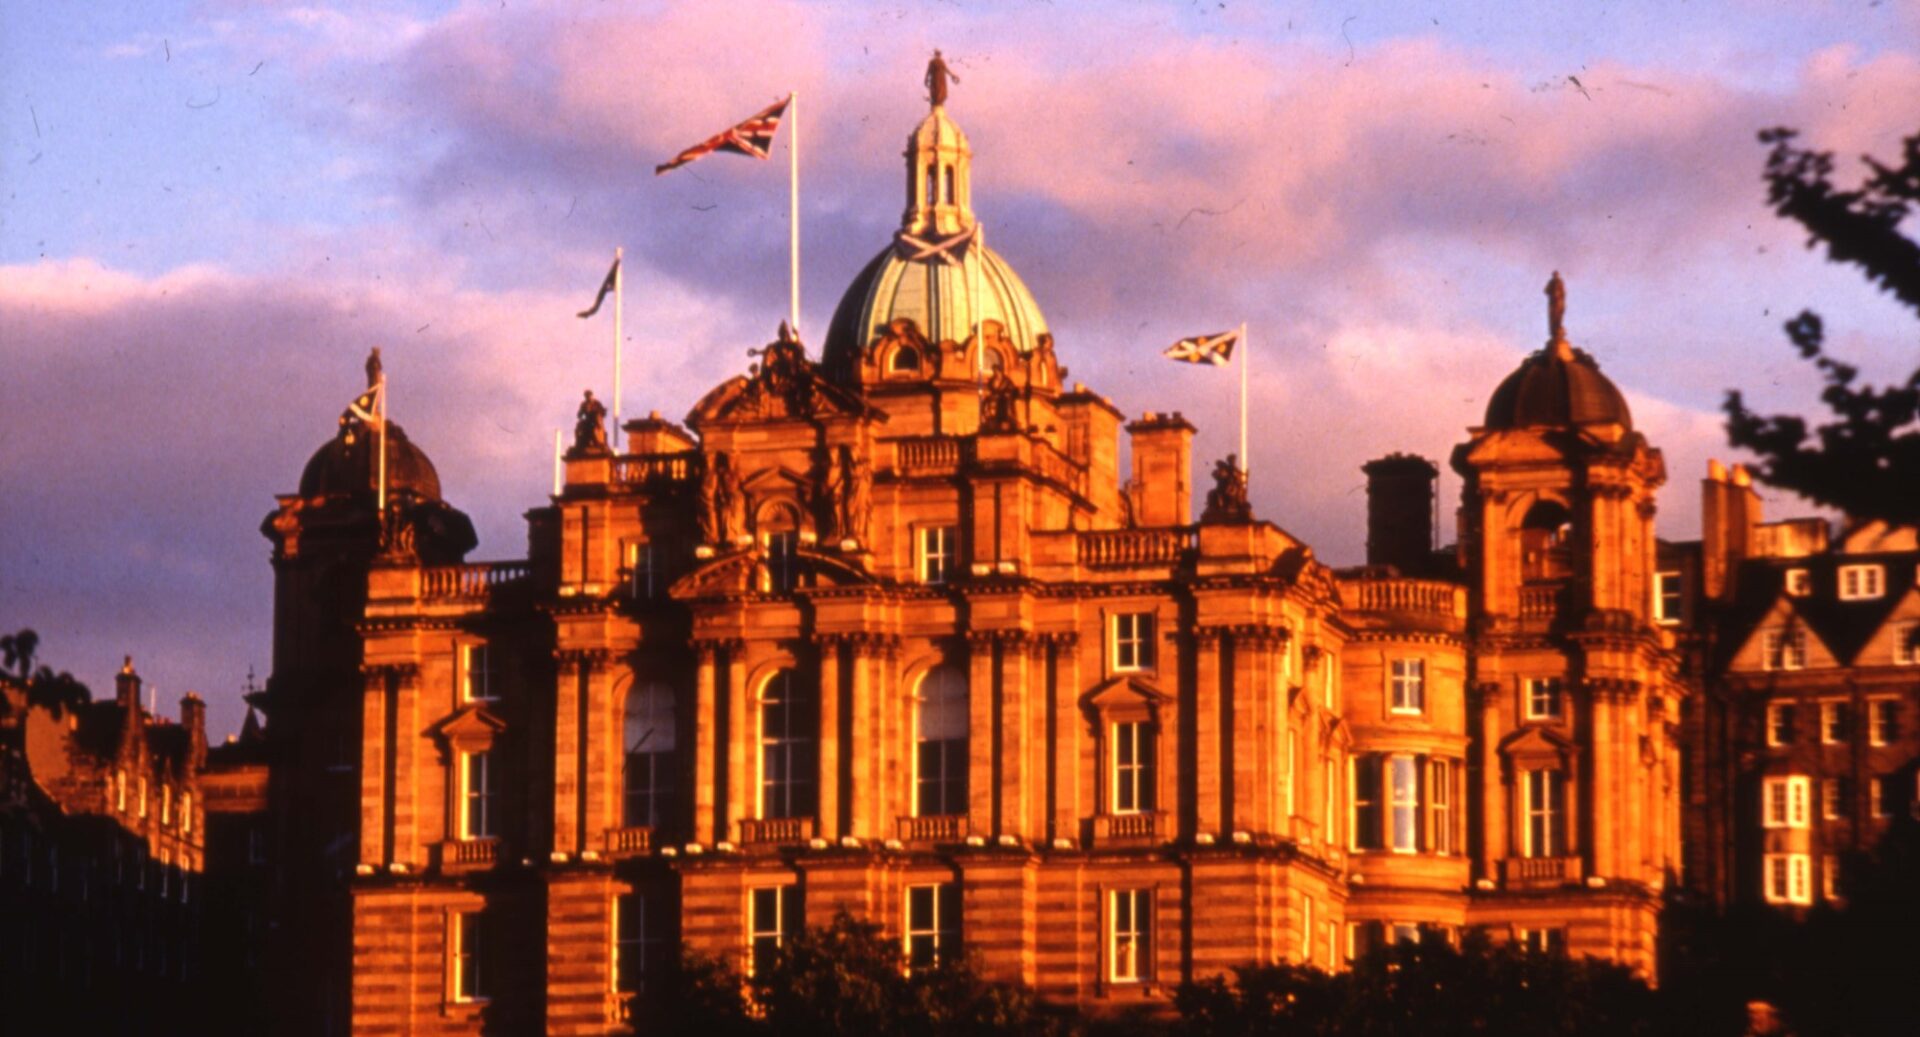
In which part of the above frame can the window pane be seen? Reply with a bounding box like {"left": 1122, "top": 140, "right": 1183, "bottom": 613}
{"left": 1389, "top": 756, "right": 1419, "bottom": 852}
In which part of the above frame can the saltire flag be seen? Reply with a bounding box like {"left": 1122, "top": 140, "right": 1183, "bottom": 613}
{"left": 346, "top": 382, "right": 384, "bottom": 423}
{"left": 1163, "top": 329, "right": 1240, "bottom": 366}
{"left": 577, "top": 257, "right": 620, "bottom": 318}
{"left": 654, "top": 95, "right": 792, "bottom": 175}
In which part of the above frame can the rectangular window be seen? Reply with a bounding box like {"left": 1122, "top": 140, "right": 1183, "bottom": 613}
{"left": 905, "top": 883, "right": 962, "bottom": 970}
{"left": 138, "top": 777, "right": 148, "bottom": 819}
{"left": 1110, "top": 613, "right": 1154, "bottom": 672}
{"left": 1763, "top": 775, "right": 1810, "bottom": 829}
{"left": 626, "top": 541, "right": 657, "bottom": 599}
{"left": 1107, "top": 889, "right": 1152, "bottom": 984}
{"left": 1767, "top": 703, "right": 1797, "bottom": 746}
{"left": 1872, "top": 774, "right": 1896, "bottom": 818}
{"left": 1388, "top": 755, "right": 1420, "bottom": 853}
{"left": 1822, "top": 855, "right": 1841, "bottom": 901}
{"left": 749, "top": 886, "right": 801, "bottom": 978}
{"left": 1823, "top": 777, "right": 1851, "bottom": 821}
{"left": 1764, "top": 630, "right": 1807, "bottom": 672}
{"left": 161, "top": 784, "right": 172, "bottom": 825}
{"left": 462, "top": 750, "right": 499, "bottom": 839}
{"left": 1389, "top": 659, "right": 1426, "bottom": 714}
{"left": 1764, "top": 853, "right": 1812, "bottom": 906}
{"left": 1654, "top": 570, "right": 1683, "bottom": 625}
{"left": 1111, "top": 722, "right": 1156, "bottom": 814}
{"left": 1518, "top": 928, "right": 1565, "bottom": 954}
{"left": 181, "top": 793, "right": 192, "bottom": 835}
{"left": 1522, "top": 770, "right": 1566, "bottom": 858}
{"left": 1283, "top": 730, "right": 1297, "bottom": 818}
{"left": 1838, "top": 564, "right": 1885, "bottom": 601}
{"left": 917, "top": 527, "right": 955, "bottom": 585}
{"left": 1870, "top": 699, "right": 1899, "bottom": 745}
{"left": 453, "top": 910, "right": 489, "bottom": 1002}
{"left": 1429, "top": 758, "right": 1456, "bottom": 855}
{"left": 1895, "top": 625, "right": 1920, "bottom": 667}
{"left": 1821, "top": 702, "right": 1850, "bottom": 745}
{"left": 1351, "top": 755, "right": 1382, "bottom": 851}
{"left": 615, "top": 893, "right": 668, "bottom": 995}
{"left": 461, "top": 643, "right": 498, "bottom": 702}
{"left": 766, "top": 531, "right": 797, "bottom": 593}
{"left": 1524, "top": 677, "right": 1564, "bottom": 721}
{"left": 1322, "top": 756, "right": 1336, "bottom": 843}
{"left": 1785, "top": 568, "right": 1811, "bottom": 597}
{"left": 1300, "top": 894, "right": 1315, "bottom": 963}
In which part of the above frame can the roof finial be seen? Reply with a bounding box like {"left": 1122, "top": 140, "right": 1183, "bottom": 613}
{"left": 1545, "top": 271, "right": 1573, "bottom": 359}
{"left": 366, "top": 346, "right": 384, "bottom": 388}
{"left": 926, "top": 49, "right": 958, "bottom": 109}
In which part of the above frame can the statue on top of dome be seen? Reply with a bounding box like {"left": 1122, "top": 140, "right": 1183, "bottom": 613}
{"left": 926, "top": 50, "right": 959, "bottom": 108}
{"left": 365, "top": 347, "right": 383, "bottom": 388}
{"left": 1545, "top": 271, "right": 1567, "bottom": 343}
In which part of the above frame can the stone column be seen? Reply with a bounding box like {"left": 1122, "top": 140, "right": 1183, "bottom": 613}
{"left": 1473, "top": 682, "right": 1505, "bottom": 875}
{"left": 693, "top": 643, "right": 719, "bottom": 844}
{"left": 582, "top": 650, "right": 616, "bottom": 856}
{"left": 725, "top": 642, "right": 749, "bottom": 840}
{"left": 1588, "top": 680, "right": 1616, "bottom": 877}
{"left": 967, "top": 631, "right": 997, "bottom": 834}
{"left": 848, "top": 636, "right": 874, "bottom": 839}
{"left": 1194, "top": 629, "right": 1224, "bottom": 836}
{"left": 817, "top": 636, "right": 842, "bottom": 839}
{"left": 999, "top": 633, "right": 1033, "bottom": 838}
{"left": 391, "top": 664, "right": 421, "bottom": 868}
{"left": 1050, "top": 632, "right": 1082, "bottom": 844}
{"left": 1229, "top": 628, "right": 1262, "bottom": 835}
{"left": 359, "top": 666, "right": 389, "bottom": 869}
{"left": 553, "top": 653, "right": 584, "bottom": 857}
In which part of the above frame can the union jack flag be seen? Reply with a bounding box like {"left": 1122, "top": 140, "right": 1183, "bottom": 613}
{"left": 1163, "top": 330, "right": 1239, "bottom": 366}
{"left": 654, "top": 95, "right": 792, "bottom": 175}
{"left": 346, "top": 381, "right": 384, "bottom": 424}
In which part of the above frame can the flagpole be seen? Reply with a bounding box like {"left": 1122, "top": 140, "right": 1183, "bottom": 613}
{"left": 377, "top": 368, "right": 389, "bottom": 513}
{"left": 553, "top": 429, "right": 564, "bottom": 496}
{"left": 613, "top": 246, "right": 624, "bottom": 453}
{"left": 789, "top": 91, "right": 801, "bottom": 336}
{"left": 1238, "top": 321, "right": 1249, "bottom": 478}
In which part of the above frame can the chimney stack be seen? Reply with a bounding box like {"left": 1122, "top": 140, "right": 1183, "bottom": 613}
{"left": 115, "top": 656, "right": 142, "bottom": 712}
{"left": 1126, "top": 412, "right": 1195, "bottom": 527}
{"left": 1363, "top": 454, "right": 1439, "bottom": 573}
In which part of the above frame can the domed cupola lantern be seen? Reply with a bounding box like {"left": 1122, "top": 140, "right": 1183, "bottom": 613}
{"left": 822, "top": 53, "right": 1055, "bottom": 399}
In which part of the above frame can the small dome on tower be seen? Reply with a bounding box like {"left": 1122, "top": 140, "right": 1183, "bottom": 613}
{"left": 298, "top": 420, "right": 444, "bottom": 501}
{"left": 822, "top": 53, "right": 1050, "bottom": 378}
{"left": 1482, "top": 272, "right": 1633, "bottom": 431}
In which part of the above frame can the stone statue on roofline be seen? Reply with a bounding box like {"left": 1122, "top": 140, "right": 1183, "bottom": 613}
{"left": 836, "top": 443, "right": 872, "bottom": 548}
{"left": 926, "top": 49, "right": 959, "bottom": 108}
{"left": 1546, "top": 270, "right": 1567, "bottom": 343}
{"left": 574, "top": 390, "right": 609, "bottom": 453}
{"left": 1203, "top": 454, "right": 1252, "bottom": 523}
{"left": 697, "top": 453, "right": 722, "bottom": 546}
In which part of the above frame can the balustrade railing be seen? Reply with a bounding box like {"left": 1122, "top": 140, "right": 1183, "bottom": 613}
{"left": 440, "top": 837, "right": 500, "bottom": 871}
{"left": 1092, "top": 811, "right": 1167, "bottom": 844}
{"left": 421, "top": 562, "right": 531, "bottom": 601}
{"left": 612, "top": 451, "right": 697, "bottom": 487}
{"left": 1501, "top": 855, "right": 1581, "bottom": 887}
{"left": 1519, "top": 583, "right": 1565, "bottom": 620}
{"left": 1078, "top": 528, "right": 1193, "bottom": 569}
{"left": 896, "top": 814, "right": 966, "bottom": 843}
{"left": 738, "top": 816, "right": 813, "bottom": 846}
{"left": 897, "top": 437, "right": 963, "bottom": 473}
{"left": 1346, "top": 578, "right": 1462, "bottom": 616}
{"left": 603, "top": 826, "right": 652, "bottom": 858}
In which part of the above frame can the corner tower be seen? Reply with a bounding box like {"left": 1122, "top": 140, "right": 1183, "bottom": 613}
{"left": 1450, "top": 274, "right": 1682, "bottom": 976}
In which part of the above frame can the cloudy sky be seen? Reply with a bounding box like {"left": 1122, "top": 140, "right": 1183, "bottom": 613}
{"left": 4, "top": 0, "right": 1917, "bottom": 737}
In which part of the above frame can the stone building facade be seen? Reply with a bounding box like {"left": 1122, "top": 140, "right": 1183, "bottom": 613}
{"left": 0, "top": 659, "right": 210, "bottom": 1032}
{"left": 255, "top": 83, "right": 1691, "bottom": 1034}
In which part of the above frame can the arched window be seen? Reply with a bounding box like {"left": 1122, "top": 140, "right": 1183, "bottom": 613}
{"left": 944, "top": 164, "right": 955, "bottom": 203}
{"left": 1519, "top": 501, "right": 1574, "bottom": 582}
{"left": 915, "top": 664, "right": 969, "bottom": 816}
{"left": 759, "top": 670, "right": 817, "bottom": 820}
{"left": 925, "top": 164, "right": 938, "bottom": 209}
{"left": 623, "top": 682, "right": 677, "bottom": 830}
{"left": 891, "top": 346, "right": 921, "bottom": 374}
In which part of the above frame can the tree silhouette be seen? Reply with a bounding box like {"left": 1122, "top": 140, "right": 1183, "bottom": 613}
{"left": 1723, "top": 128, "right": 1920, "bottom": 526}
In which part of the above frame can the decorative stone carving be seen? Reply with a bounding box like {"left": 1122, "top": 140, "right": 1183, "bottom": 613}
{"left": 1203, "top": 455, "right": 1252, "bottom": 523}
{"left": 925, "top": 49, "right": 958, "bottom": 108}
{"left": 697, "top": 454, "right": 722, "bottom": 546}
{"left": 716, "top": 453, "right": 749, "bottom": 544}
{"left": 574, "top": 390, "right": 609, "bottom": 452}
{"left": 981, "top": 369, "right": 1020, "bottom": 433}
{"left": 835, "top": 444, "right": 871, "bottom": 547}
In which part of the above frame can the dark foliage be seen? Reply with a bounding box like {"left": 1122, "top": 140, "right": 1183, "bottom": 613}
{"left": 1175, "top": 932, "right": 1670, "bottom": 1037}
{"left": 645, "top": 911, "right": 1082, "bottom": 1037}
{"left": 0, "top": 627, "right": 93, "bottom": 714}
{"left": 1723, "top": 128, "right": 1920, "bottom": 526}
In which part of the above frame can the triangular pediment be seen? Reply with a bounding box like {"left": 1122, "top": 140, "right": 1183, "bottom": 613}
{"left": 430, "top": 703, "right": 507, "bottom": 752}
{"left": 687, "top": 332, "right": 881, "bottom": 426}
{"left": 1080, "top": 675, "right": 1168, "bottom": 719}
{"left": 1855, "top": 585, "right": 1920, "bottom": 667}
{"left": 1728, "top": 598, "right": 1841, "bottom": 673}
{"left": 1498, "top": 723, "right": 1577, "bottom": 762}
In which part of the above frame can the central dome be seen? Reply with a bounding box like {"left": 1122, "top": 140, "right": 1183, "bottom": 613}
{"left": 821, "top": 94, "right": 1049, "bottom": 376}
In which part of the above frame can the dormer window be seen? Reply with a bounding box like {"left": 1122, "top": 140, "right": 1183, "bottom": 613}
{"left": 1764, "top": 629, "right": 1808, "bottom": 671}
{"left": 1838, "top": 564, "right": 1884, "bottom": 601}
{"left": 1784, "top": 569, "right": 1811, "bottom": 597}
{"left": 890, "top": 346, "right": 922, "bottom": 375}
